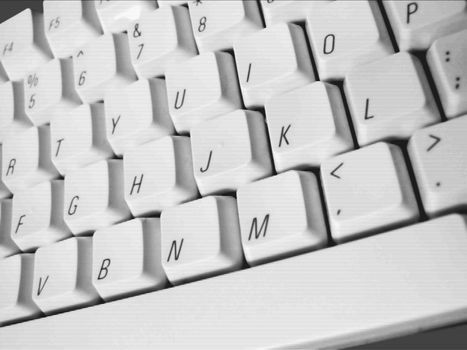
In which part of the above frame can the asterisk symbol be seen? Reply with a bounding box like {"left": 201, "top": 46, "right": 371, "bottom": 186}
{"left": 193, "top": 0, "right": 203, "bottom": 5}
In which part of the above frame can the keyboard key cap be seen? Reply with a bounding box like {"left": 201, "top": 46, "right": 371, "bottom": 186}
{"left": 104, "top": 78, "right": 174, "bottom": 156}
{"left": 32, "top": 237, "right": 99, "bottom": 315}
{"left": 50, "top": 104, "right": 113, "bottom": 176}
{"left": 344, "top": 52, "right": 440, "bottom": 146}
{"left": 260, "top": 0, "right": 331, "bottom": 26}
{"left": 92, "top": 218, "right": 167, "bottom": 301}
{"left": 11, "top": 181, "right": 71, "bottom": 252}
{"left": 265, "top": 82, "right": 353, "bottom": 171}
{"left": 1, "top": 126, "right": 59, "bottom": 193}
{"left": 0, "top": 81, "right": 31, "bottom": 143}
{"left": 0, "top": 9, "right": 52, "bottom": 81}
{"left": 306, "top": 0, "right": 393, "bottom": 81}
{"left": 64, "top": 159, "right": 131, "bottom": 236}
{"left": 427, "top": 29, "right": 467, "bottom": 119}
{"left": 321, "top": 142, "right": 419, "bottom": 243}
{"left": 161, "top": 196, "right": 243, "bottom": 285}
{"left": 128, "top": 5, "right": 197, "bottom": 79}
{"left": 234, "top": 23, "right": 315, "bottom": 108}
{"left": 0, "top": 254, "right": 40, "bottom": 326}
{"left": 408, "top": 115, "right": 467, "bottom": 217}
{"left": 237, "top": 170, "right": 327, "bottom": 266}
{"left": 383, "top": 0, "right": 467, "bottom": 51}
{"left": 166, "top": 51, "right": 242, "bottom": 133}
{"left": 261, "top": 0, "right": 331, "bottom": 27}
{"left": 73, "top": 33, "right": 136, "bottom": 104}
{"left": 44, "top": 0, "right": 102, "bottom": 58}
{"left": 191, "top": 109, "right": 273, "bottom": 196}
{"left": 0, "top": 200, "right": 19, "bottom": 258}
{"left": 124, "top": 136, "right": 198, "bottom": 217}
{"left": 94, "top": 0, "right": 156, "bottom": 34}
{"left": 24, "top": 58, "right": 81, "bottom": 126}
{"left": 188, "top": 0, "right": 263, "bottom": 52}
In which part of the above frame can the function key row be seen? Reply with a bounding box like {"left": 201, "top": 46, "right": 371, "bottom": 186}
{"left": 1, "top": 1, "right": 466, "bottom": 82}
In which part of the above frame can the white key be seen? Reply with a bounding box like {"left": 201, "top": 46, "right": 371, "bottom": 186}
{"left": 11, "top": 181, "right": 71, "bottom": 252}
{"left": 321, "top": 142, "right": 419, "bottom": 243}
{"left": 408, "top": 115, "right": 467, "bottom": 217}
{"left": 73, "top": 33, "right": 136, "bottom": 104}
{"left": 161, "top": 196, "right": 243, "bottom": 285}
{"left": 0, "top": 200, "right": 19, "bottom": 258}
{"left": 64, "top": 159, "right": 131, "bottom": 236}
{"left": 265, "top": 82, "right": 353, "bottom": 171}
{"left": 0, "top": 9, "right": 52, "bottom": 81}
{"left": 157, "top": 1, "right": 187, "bottom": 7}
{"left": 95, "top": 0, "right": 156, "bottom": 34}
{"left": 3, "top": 214, "right": 467, "bottom": 348}
{"left": 191, "top": 109, "right": 273, "bottom": 196}
{"left": 260, "top": 0, "right": 331, "bottom": 26}
{"left": 44, "top": 0, "right": 102, "bottom": 58}
{"left": 0, "top": 254, "right": 40, "bottom": 326}
{"left": 0, "top": 145, "right": 12, "bottom": 199}
{"left": 50, "top": 104, "right": 113, "bottom": 176}
{"left": 124, "top": 136, "right": 198, "bottom": 217}
{"left": 1, "top": 126, "right": 59, "bottom": 194}
{"left": 0, "top": 81, "right": 31, "bottom": 143}
{"left": 344, "top": 52, "right": 440, "bottom": 146}
{"left": 237, "top": 170, "right": 327, "bottom": 266}
{"left": 188, "top": 0, "right": 263, "bottom": 52}
{"left": 166, "top": 51, "right": 242, "bottom": 133}
{"left": 32, "top": 237, "right": 99, "bottom": 315}
{"left": 427, "top": 29, "right": 467, "bottom": 119}
{"left": 306, "top": 0, "right": 393, "bottom": 81}
{"left": 234, "top": 23, "right": 314, "bottom": 109}
{"left": 92, "top": 218, "right": 167, "bottom": 301}
{"left": 104, "top": 78, "right": 174, "bottom": 156}
{"left": 128, "top": 6, "right": 197, "bottom": 79}
{"left": 383, "top": 0, "right": 467, "bottom": 51}
{"left": 24, "top": 58, "right": 81, "bottom": 126}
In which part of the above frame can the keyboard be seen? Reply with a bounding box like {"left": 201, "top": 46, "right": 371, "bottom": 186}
{"left": 0, "top": 0, "right": 467, "bottom": 349}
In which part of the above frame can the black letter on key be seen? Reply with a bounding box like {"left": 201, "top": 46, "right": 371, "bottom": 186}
{"left": 15, "top": 214, "right": 26, "bottom": 234}
{"left": 37, "top": 275, "right": 49, "bottom": 296}
{"left": 6, "top": 158, "right": 16, "bottom": 176}
{"left": 130, "top": 174, "right": 144, "bottom": 195}
{"left": 174, "top": 89, "right": 186, "bottom": 110}
{"left": 111, "top": 115, "right": 121, "bottom": 135}
{"left": 248, "top": 215, "right": 270, "bottom": 240}
{"left": 364, "top": 98, "right": 374, "bottom": 120}
{"left": 279, "top": 124, "right": 291, "bottom": 147}
{"left": 68, "top": 196, "right": 80, "bottom": 216}
{"left": 98, "top": 259, "right": 111, "bottom": 280}
{"left": 200, "top": 150, "right": 213, "bottom": 173}
{"left": 406, "top": 2, "right": 418, "bottom": 24}
{"left": 167, "top": 238, "right": 184, "bottom": 262}
{"left": 323, "top": 34, "right": 335, "bottom": 55}
{"left": 55, "top": 138, "right": 64, "bottom": 157}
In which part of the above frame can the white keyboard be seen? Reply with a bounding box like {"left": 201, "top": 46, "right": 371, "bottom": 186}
{"left": 0, "top": 1, "right": 467, "bottom": 349}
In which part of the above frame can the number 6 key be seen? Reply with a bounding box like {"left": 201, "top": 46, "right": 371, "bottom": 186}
{"left": 73, "top": 33, "right": 136, "bottom": 104}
